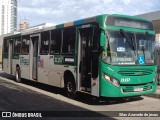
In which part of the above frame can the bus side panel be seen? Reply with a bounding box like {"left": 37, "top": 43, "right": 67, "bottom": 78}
{"left": 38, "top": 54, "right": 77, "bottom": 88}
{"left": 3, "top": 58, "right": 9, "bottom": 73}
{"left": 37, "top": 55, "right": 76, "bottom": 88}
{"left": 48, "top": 55, "right": 76, "bottom": 88}
{"left": 48, "top": 64, "right": 64, "bottom": 87}
{"left": 49, "top": 65, "right": 76, "bottom": 88}
{"left": 48, "top": 55, "right": 62, "bottom": 87}
{"left": 38, "top": 55, "right": 49, "bottom": 84}
{"left": 19, "top": 55, "right": 30, "bottom": 79}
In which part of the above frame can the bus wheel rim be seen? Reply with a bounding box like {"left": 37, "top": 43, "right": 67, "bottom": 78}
{"left": 67, "top": 81, "right": 73, "bottom": 93}
{"left": 16, "top": 70, "right": 19, "bottom": 81}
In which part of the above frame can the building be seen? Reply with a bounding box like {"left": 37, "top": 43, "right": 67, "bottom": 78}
{"left": 0, "top": 0, "right": 17, "bottom": 35}
{"left": 19, "top": 19, "right": 29, "bottom": 31}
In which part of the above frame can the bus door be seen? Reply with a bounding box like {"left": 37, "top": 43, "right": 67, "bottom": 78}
{"left": 30, "top": 35, "right": 39, "bottom": 80}
{"left": 77, "top": 25, "right": 99, "bottom": 96}
{"left": 8, "top": 40, "right": 13, "bottom": 74}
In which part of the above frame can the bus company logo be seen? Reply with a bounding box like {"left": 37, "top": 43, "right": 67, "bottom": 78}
{"left": 20, "top": 57, "right": 29, "bottom": 65}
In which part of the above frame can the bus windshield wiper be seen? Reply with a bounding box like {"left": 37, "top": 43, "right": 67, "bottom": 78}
{"left": 141, "top": 46, "right": 145, "bottom": 58}
{"left": 120, "top": 29, "right": 136, "bottom": 54}
{"left": 140, "top": 31, "right": 148, "bottom": 58}
{"left": 145, "top": 31, "right": 149, "bottom": 44}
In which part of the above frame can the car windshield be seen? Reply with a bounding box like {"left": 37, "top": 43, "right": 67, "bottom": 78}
{"left": 102, "top": 30, "right": 155, "bottom": 65}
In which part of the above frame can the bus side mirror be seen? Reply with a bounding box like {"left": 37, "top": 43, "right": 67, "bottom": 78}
{"left": 100, "top": 32, "right": 106, "bottom": 47}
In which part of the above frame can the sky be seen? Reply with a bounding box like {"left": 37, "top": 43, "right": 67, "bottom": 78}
{"left": 17, "top": 0, "right": 160, "bottom": 27}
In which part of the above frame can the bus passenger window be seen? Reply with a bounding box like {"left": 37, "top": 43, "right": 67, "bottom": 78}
{"left": 3, "top": 39, "right": 9, "bottom": 54}
{"left": 21, "top": 35, "right": 30, "bottom": 55}
{"left": 62, "top": 28, "right": 76, "bottom": 54}
{"left": 50, "top": 30, "right": 61, "bottom": 54}
{"left": 40, "top": 31, "right": 50, "bottom": 55}
{"left": 14, "top": 37, "right": 21, "bottom": 54}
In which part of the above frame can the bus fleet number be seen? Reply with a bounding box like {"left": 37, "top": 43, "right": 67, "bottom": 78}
{"left": 121, "top": 78, "right": 130, "bottom": 83}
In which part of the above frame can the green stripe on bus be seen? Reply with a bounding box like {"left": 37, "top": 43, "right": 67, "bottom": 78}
{"left": 56, "top": 24, "right": 64, "bottom": 29}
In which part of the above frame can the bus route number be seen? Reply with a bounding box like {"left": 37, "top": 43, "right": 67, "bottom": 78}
{"left": 54, "top": 57, "right": 63, "bottom": 64}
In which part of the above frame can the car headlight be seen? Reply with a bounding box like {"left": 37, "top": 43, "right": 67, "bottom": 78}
{"left": 152, "top": 74, "right": 157, "bottom": 84}
{"left": 103, "top": 73, "right": 120, "bottom": 88}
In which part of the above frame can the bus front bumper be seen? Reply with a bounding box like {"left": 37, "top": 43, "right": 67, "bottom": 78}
{"left": 100, "top": 78, "right": 157, "bottom": 98}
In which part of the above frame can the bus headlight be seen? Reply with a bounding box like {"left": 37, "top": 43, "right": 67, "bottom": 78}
{"left": 103, "top": 74, "right": 120, "bottom": 88}
{"left": 152, "top": 74, "right": 157, "bottom": 84}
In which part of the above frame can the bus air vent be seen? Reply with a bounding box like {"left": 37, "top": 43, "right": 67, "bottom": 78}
{"left": 118, "top": 68, "right": 153, "bottom": 76}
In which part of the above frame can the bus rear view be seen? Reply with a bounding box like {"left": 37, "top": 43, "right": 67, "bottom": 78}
{"left": 100, "top": 15, "right": 157, "bottom": 98}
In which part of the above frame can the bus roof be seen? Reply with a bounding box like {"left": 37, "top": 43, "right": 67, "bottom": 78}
{"left": 54, "top": 14, "right": 151, "bottom": 29}
{"left": 3, "top": 31, "right": 21, "bottom": 39}
{"left": 4, "top": 14, "right": 153, "bottom": 37}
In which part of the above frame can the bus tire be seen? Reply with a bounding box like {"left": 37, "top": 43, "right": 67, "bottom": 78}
{"left": 15, "top": 67, "right": 21, "bottom": 83}
{"left": 64, "top": 78, "right": 76, "bottom": 99}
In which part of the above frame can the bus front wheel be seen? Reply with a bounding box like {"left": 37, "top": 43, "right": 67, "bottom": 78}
{"left": 15, "top": 67, "right": 21, "bottom": 83}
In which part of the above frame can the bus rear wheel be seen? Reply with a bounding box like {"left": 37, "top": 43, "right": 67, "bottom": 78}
{"left": 65, "top": 80, "right": 76, "bottom": 99}
{"left": 15, "top": 67, "right": 21, "bottom": 83}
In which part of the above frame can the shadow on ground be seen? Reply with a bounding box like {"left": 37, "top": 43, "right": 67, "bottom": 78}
{"left": 0, "top": 72, "right": 143, "bottom": 106}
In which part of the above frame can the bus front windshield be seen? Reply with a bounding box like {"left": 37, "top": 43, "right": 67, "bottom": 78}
{"left": 102, "top": 30, "right": 155, "bottom": 65}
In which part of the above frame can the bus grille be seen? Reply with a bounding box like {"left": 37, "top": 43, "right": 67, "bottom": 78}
{"left": 118, "top": 68, "right": 153, "bottom": 76}
{"left": 122, "top": 84, "right": 152, "bottom": 93}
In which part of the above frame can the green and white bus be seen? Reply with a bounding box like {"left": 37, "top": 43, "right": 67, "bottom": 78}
{"left": 2, "top": 14, "right": 157, "bottom": 98}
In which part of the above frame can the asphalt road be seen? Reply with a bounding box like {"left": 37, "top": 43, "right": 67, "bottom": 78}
{"left": 0, "top": 70, "right": 160, "bottom": 120}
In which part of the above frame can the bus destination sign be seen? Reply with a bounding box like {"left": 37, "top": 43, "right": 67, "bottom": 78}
{"left": 106, "top": 16, "right": 154, "bottom": 30}
{"left": 115, "top": 19, "right": 147, "bottom": 29}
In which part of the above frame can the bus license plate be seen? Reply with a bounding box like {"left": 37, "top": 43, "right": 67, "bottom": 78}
{"left": 134, "top": 87, "right": 143, "bottom": 92}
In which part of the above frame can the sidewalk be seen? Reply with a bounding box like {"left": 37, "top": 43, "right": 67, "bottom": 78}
{"left": 145, "top": 85, "right": 160, "bottom": 99}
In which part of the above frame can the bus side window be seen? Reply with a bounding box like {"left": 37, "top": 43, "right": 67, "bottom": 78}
{"left": 50, "top": 30, "right": 61, "bottom": 54}
{"left": 40, "top": 31, "right": 50, "bottom": 55}
{"left": 62, "top": 28, "right": 76, "bottom": 54}
{"left": 21, "top": 35, "right": 30, "bottom": 55}
{"left": 14, "top": 36, "right": 21, "bottom": 54}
